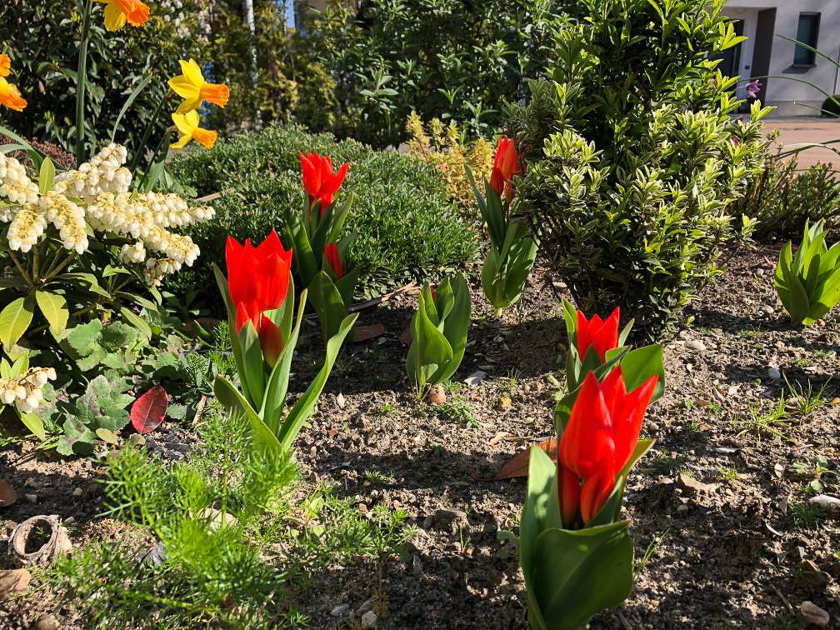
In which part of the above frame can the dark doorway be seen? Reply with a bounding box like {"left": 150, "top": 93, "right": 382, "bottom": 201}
{"left": 751, "top": 9, "right": 777, "bottom": 102}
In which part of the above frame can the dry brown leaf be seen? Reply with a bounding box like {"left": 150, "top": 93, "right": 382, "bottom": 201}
{"left": 0, "top": 480, "right": 17, "bottom": 507}
{"left": 0, "top": 568, "right": 31, "bottom": 598}
{"left": 483, "top": 439, "right": 557, "bottom": 481}
{"left": 353, "top": 323, "right": 386, "bottom": 343}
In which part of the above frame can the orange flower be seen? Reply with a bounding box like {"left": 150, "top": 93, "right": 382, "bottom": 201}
{"left": 0, "top": 78, "right": 26, "bottom": 112}
{"left": 94, "top": 0, "right": 150, "bottom": 31}
{"left": 0, "top": 55, "right": 10, "bottom": 78}
{"left": 168, "top": 59, "right": 230, "bottom": 114}
{"left": 171, "top": 110, "right": 217, "bottom": 150}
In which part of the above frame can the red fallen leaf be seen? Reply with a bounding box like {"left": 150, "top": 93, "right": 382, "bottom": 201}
{"left": 131, "top": 385, "right": 169, "bottom": 434}
{"left": 353, "top": 323, "right": 386, "bottom": 342}
{"left": 481, "top": 439, "right": 557, "bottom": 481}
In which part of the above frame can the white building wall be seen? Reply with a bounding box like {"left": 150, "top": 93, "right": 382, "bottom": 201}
{"left": 725, "top": 0, "right": 840, "bottom": 115}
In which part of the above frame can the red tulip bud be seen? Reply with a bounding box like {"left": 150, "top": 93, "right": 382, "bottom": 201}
{"left": 576, "top": 307, "right": 620, "bottom": 362}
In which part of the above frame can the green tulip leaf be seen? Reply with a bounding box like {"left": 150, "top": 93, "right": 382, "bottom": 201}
{"left": 278, "top": 312, "right": 358, "bottom": 449}
{"left": 214, "top": 374, "right": 282, "bottom": 453}
{"left": 530, "top": 521, "right": 633, "bottom": 630}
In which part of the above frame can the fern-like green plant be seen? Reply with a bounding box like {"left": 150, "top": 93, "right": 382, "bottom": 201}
{"left": 775, "top": 220, "right": 840, "bottom": 325}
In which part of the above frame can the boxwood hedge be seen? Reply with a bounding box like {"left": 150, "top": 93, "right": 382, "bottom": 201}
{"left": 171, "top": 124, "right": 478, "bottom": 302}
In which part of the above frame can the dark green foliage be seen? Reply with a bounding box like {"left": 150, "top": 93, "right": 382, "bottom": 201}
{"left": 736, "top": 157, "right": 840, "bottom": 240}
{"left": 0, "top": 0, "right": 203, "bottom": 160}
{"left": 507, "top": 0, "right": 771, "bottom": 336}
{"left": 171, "top": 124, "right": 478, "bottom": 301}
{"left": 298, "top": 0, "right": 565, "bottom": 147}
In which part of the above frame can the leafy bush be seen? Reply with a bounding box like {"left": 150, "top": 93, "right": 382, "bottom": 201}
{"left": 735, "top": 157, "right": 840, "bottom": 240}
{"left": 171, "top": 124, "right": 478, "bottom": 300}
{"left": 0, "top": 0, "right": 205, "bottom": 158}
{"left": 297, "top": 0, "right": 564, "bottom": 147}
{"left": 507, "top": 0, "right": 771, "bottom": 336}
{"left": 406, "top": 113, "right": 495, "bottom": 219}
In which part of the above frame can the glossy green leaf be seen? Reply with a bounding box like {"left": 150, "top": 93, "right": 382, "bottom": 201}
{"left": 35, "top": 290, "right": 68, "bottom": 337}
{"left": 20, "top": 412, "right": 46, "bottom": 442}
{"left": 0, "top": 297, "right": 33, "bottom": 351}
{"left": 120, "top": 307, "right": 152, "bottom": 340}
{"left": 38, "top": 157, "right": 55, "bottom": 194}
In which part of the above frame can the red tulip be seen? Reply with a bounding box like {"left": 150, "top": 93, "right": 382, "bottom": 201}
{"left": 299, "top": 151, "right": 350, "bottom": 215}
{"left": 489, "top": 136, "right": 521, "bottom": 198}
{"left": 324, "top": 242, "right": 345, "bottom": 280}
{"left": 225, "top": 230, "right": 293, "bottom": 367}
{"left": 576, "top": 307, "right": 620, "bottom": 362}
{"left": 558, "top": 367, "right": 658, "bottom": 524}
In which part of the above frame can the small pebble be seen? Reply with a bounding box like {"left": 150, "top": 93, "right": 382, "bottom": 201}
{"left": 767, "top": 367, "right": 781, "bottom": 381}
{"left": 36, "top": 614, "right": 60, "bottom": 630}
{"left": 72, "top": 487, "right": 83, "bottom": 497}
{"left": 330, "top": 604, "right": 349, "bottom": 618}
{"left": 686, "top": 339, "right": 706, "bottom": 352}
{"left": 361, "top": 610, "right": 377, "bottom": 629}
{"left": 800, "top": 601, "right": 829, "bottom": 628}
{"left": 24, "top": 494, "right": 37, "bottom": 504}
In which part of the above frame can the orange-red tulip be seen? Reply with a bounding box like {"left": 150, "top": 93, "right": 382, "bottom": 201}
{"left": 489, "top": 136, "right": 521, "bottom": 198}
{"left": 300, "top": 151, "right": 349, "bottom": 214}
{"left": 324, "top": 242, "right": 345, "bottom": 280}
{"left": 558, "top": 367, "right": 658, "bottom": 523}
{"left": 576, "top": 307, "right": 620, "bottom": 362}
{"left": 225, "top": 230, "right": 293, "bottom": 367}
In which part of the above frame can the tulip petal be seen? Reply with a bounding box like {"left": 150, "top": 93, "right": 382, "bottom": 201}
{"left": 580, "top": 472, "right": 615, "bottom": 524}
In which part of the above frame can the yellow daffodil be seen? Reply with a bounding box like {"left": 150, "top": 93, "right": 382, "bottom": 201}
{"left": 0, "top": 54, "right": 10, "bottom": 78}
{"left": 168, "top": 59, "right": 230, "bottom": 114}
{"left": 94, "top": 0, "right": 150, "bottom": 32}
{"left": 0, "top": 78, "right": 26, "bottom": 112}
{"left": 171, "top": 110, "right": 217, "bottom": 150}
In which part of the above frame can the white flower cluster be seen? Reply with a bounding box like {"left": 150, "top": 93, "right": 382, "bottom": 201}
{"left": 0, "top": 155, "right": 39, "bottom": 206}
{"left": 0, "top": 143, "right": 213, "bottom": 285}
{"left": 86, "top": 192, "right": 203, "bottom": 268}
{"left": 144, "top": 257, "right": 180, "bottom": 286}
{"left": 121, "top": 241, "right": 146, "bottom": 264}
{"left": 7, "top": 204, "right": 47, "bottom": 252}
{"left": 0, "top": 367, "right": 56, "bottom": 413}
{"left": 135, "top": 192, "right": 215, "bottom": 228}
{"left": 39, "top": 191, "right": 89, "bottom": 254}
{"left": 54, "top": 144, "right": 132, "bottom": 203}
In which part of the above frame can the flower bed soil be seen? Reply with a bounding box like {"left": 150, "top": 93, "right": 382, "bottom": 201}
{"left": 1, "top": 244, "right": 838, "bottom": 630}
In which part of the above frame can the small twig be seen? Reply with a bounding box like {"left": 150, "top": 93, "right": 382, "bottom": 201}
{"left": 349, "top": 282, "right": 420, "bottom": 313}
{"left": 616, "top": 609, "right": 633, "bottom": 630}
{"left": 770, "top": 583, "right": 794, "bottom": 612}
{"left": 195, "top": 191, "right": 223, "bottom": 203}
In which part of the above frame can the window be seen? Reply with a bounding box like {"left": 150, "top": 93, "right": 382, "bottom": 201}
{"left": 794, "top": 13, "right": 820, "bottom": 66}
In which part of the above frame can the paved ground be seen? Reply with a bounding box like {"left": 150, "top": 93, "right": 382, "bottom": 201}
{"left": 763, "top": 117, "right": 840, "bottom": 170}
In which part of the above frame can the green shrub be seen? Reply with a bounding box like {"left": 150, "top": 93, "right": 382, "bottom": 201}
{"left": 0, "top": 0, "right": 205, "bottom": 158}
{"left": 296, "top": 0, "right": 565, "bottom": 147}
{"left": 735, "top": 157, "right": 840, "bottom": 240}
{"left": 171, "top": 124, "right": 478, "bottom": 301}
{"left": 507, "top": 0, "right": 771, "bottom": 337}
{"left": 821, "top": 95, "right": 840, "bottom": 117}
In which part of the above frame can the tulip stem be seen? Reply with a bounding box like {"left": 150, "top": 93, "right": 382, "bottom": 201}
{"left": 75, "top": 0, "right": 93, "bottom": 164}
{"left": 129, "top": 90, "right": 172, "bottom": 175}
